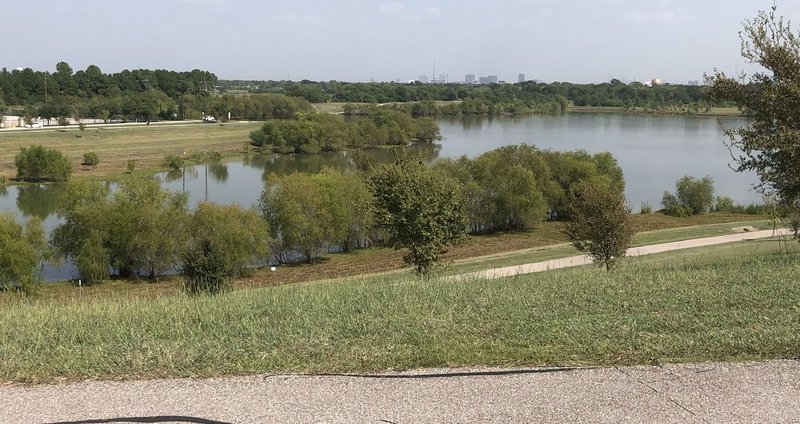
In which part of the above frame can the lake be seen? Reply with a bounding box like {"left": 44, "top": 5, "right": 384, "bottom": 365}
{"left": 152, "top": 113, "right": 761, "bottom": 212}
{"left": 0, "top": 113, "right": 760, "bottom": 280}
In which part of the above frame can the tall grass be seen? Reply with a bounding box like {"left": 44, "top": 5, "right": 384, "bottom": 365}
{"left": 1, "top": 242, "right": 798, "bottom": 383}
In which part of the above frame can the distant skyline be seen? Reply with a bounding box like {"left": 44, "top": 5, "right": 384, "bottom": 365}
{"left": 3, "top": 0, "right": 800, "bottom": 83}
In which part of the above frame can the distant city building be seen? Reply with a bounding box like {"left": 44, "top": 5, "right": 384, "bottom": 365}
{"left": 417, "top": 75, "right": 430, "bottom": 83}
{"left": 688, "top": 79, "right": 701, "bottom": 86}
{"left": 518, "top": 73, "right": 526, "bottom": 83}
{"left": 488, "top": 75, "right": 498, "bottom": 84}
{"left": 432, "top": 74, "right": 448, "bottom": 84}
{"left": 478, "top": 75, "right": 498, "bottom": 84}
{"left": 465, "top": 74, "right": 476, "bottom": 84}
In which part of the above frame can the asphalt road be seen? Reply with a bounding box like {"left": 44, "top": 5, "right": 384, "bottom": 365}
{"left": 2, "top": 360, "right": 799, "bottom": 423}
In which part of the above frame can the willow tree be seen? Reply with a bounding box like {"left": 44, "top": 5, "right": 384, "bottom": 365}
{"left": 0, "top": 213, "right": 47, "bottom": 294}
{"left": 708, "top": 5, "right": 800, "bottom": 225}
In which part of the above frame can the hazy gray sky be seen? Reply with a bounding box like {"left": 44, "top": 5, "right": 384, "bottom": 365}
{"left": 3, "top": 0, "right": 800, "bottom": 83}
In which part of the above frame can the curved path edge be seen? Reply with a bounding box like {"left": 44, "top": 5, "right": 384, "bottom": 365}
{"left": 458, "top": 228, "right": 793, "bottom": 281}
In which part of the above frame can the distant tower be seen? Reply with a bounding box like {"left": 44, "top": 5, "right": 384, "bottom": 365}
{"left": 518, "top": 73, "right": 526, "bottom": 83}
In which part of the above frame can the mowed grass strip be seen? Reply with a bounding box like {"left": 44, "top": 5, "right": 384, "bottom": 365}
{"left": 0, "top": 122, "right": 262, "bottom": 178}
{"left": 1, "top": 240, "right": 797, "bottom": 384}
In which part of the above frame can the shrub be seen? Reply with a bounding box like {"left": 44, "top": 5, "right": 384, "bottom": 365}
{"left": 82, "top": 152, "right": 99, "bottom": 167}
{"left": 15, "top": 145, "right": 71, "bottom": 182}
{"left": 249, "top": 129, "right": 267, "bottom": 147}
{"left": 662, "top": 176, "right": 714, "bottom": 216}
{"left": 164, "top": 154, "right": 184, "bottom": 170}
{"left": 126, "top": 160, "right": 136, "bottom": 174}
{"left": 181, "top": 240, "right": 228, "bottom": 295}
{"left": 714, "top": 196, "right": 736, "bottom": 213}
{"left": 640, "top": 201, "right": 653, "bottom": 214}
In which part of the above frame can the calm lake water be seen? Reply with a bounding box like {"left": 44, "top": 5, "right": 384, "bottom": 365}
{"left": 0, "top": 113, "right": 759, "bottom": 280}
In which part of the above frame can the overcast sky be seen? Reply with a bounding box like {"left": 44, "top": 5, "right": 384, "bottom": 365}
{"left": 3, "top": 0, "right": 800, "bottom": 83}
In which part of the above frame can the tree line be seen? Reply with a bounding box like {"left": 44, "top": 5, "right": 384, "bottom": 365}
{"left": 0, "top": 62, "right": 315, "bottom": 123}
{"left": 219, "top": 79, "right": 732, "bottom": 112}
{"left": 249, "top": 110, "right": 440, "bottom": 153}
{"left": 1, "top": 143, "right": 628, "bottom": 293}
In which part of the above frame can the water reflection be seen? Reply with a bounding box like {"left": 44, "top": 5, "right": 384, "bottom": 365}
{"left": 240, "top": 143, "right": 442, "bottom": 182}
{"left": 16, "top": 183, "right": 66, "bottom": 219}
{"left": 208, "top": 162, "right": 229, "bottom": 183}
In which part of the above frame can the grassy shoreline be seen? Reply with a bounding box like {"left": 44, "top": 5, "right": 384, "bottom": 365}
{"left": 1, "top": 239, "right": 796, "bottom": 384}
{"left": 11, "top": 215, "right": 771, "bottom": 301}
{"left": 0, "top": 121, "right": 261, "bottom": 180}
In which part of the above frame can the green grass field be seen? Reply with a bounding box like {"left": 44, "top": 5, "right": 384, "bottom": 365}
{"left": 0, "top": 122, "right": 261, "bottom": 178}
{"left": 1, "top": 237, "right": 797, "bottom": 384}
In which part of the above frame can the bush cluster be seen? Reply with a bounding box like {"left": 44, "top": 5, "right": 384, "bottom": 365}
{"left": 51, "top": 178, "right": 269, "bottom": 293}
{"left": 434, "top": 145, "right": 625, "bottom": 233}
{"left": 15, "top": 145, "right": 71, "bottom": 182}
{"left": 249, "top": 110, "right": 440, "bottom": 154}
{"left": 662, "top": 175, "right": 715, "bottom": 216}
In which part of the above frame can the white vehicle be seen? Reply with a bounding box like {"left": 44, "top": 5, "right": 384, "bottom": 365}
{"left": 24, "top": 122, "right": 43, "bottom": 129}
{"left": 203, "top": 116, "right": 216, "bottom": 123}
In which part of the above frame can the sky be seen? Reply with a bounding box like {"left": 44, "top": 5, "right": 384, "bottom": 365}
{"left": 3, "top": 0, "right": 800, "bottom": 83}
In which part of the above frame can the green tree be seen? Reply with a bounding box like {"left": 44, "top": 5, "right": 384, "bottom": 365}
{"left": 15, "top": 145, "right": 71, "bottom": 182}
{"left": 562, "top": 180, "right": 635, "bottom": 271}
{"left": 315, "top": 168, "right": 375, "bottom": 251}
{"left": 707, "top": 5, "right": 800, "bottom": 208}
{"left": 187, "top": 202, "right": 270, "bottom": 278}
{"left": 662, "top": 175, "right": 715, "bottom": 216}
{"left": 51, "top": 180, "right": 112, "bottom": 282}
{"left": 414, "top": 117, "right": 442, "bottom": 143}
{"left": 51, "top": 178, "right": 189, "bottom": 281}
{"left": 369, "top": 158, "right": 467, "bottom": 275}
{"left": 0, "top": 213, "right": 46, "bottom": 293}
{"left": 109, "top": 178, "right": 189, "bottom": 280}
{"left": 259, "top": 172, "right": 334, "bottom": 263}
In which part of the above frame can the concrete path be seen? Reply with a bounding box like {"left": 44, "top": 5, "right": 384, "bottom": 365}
{"left": 1, "top": 360, "right": 798, "bottom": 423}
{"left": 462, "top": 228, "right": 792, "bottom": 280}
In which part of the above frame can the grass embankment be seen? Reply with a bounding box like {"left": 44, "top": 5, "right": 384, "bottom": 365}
{"left": 0, "top": 122, "right": 262, "bottom": 179}
{"left": 1, "top": 239, "right": 797, "bottom": 384}
{"left": 27, "top": 214, "right": 769, "bottom": 301}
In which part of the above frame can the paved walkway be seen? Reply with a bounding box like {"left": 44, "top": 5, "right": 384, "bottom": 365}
{"left": 462, "top": 228, "right": 792, "bottom": 280}
{"left": 1, "top": 360, "right": 798, "bottom": 423}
